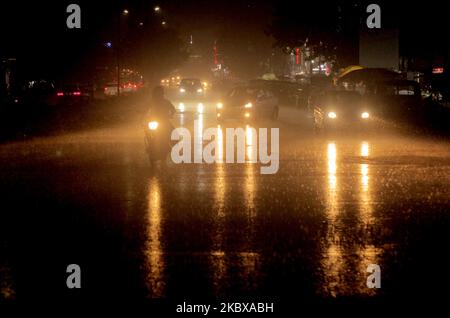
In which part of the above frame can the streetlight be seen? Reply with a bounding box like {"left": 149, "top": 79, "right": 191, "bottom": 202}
{"left": 154, "top": 6, "right": 161, "bottom": 12}
{"left": 123, "top": 9, "right": 129, "bottom": 15}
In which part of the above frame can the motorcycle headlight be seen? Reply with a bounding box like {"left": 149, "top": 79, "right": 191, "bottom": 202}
{"left": 361, "top": 112, "right": 370, "bottom": 119}
{"left": 328, "top": 112, "right": 337, "bottom": 119}
{"left": 148, "top": 121, "right": 158, "bottom": 130}
{"left": 244, "top": 102, "right": 253, "bottom": 108}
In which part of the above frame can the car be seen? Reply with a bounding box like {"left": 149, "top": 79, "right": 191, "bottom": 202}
{"left": 370, "top": 80, "right": 423, "bottom": 121}
{"left": 160, "top": 75, "right": 181, "bottom": 88}
{"left": 310, "top": 90, "right": 372, "bottom": 132}
{"left": 55, "top": 83, "right": 93, "bottom": 103}
{"left": 216, "top": 86, "right": 279, "bottom": 122}
{"left": 104, "top": 83, "right": 120, "bottom": 96}
{"left": 20, "top": 79, "right": 58, "bottom": 106}
{"left": 249, "top": 79, "right": 311, "bottom": 109}
{"left": 104, "top": 82, "right": 139, "bottom": 97}
{"left": 178, "top": 78, "right": 204, "bottom": 97}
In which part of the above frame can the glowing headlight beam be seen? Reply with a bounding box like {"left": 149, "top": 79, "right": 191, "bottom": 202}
{"left": 148, "top": 121, "right": 158, "bottom": 130}
{"left": 328, "top": 112, "right": 337, "bottom": 119}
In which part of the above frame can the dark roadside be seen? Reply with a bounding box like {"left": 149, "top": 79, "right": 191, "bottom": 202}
{"left": 0, "top": 91, "right": 151, "bottom": 143}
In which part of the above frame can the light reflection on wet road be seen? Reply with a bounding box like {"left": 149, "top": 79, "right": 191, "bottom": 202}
{"left": 0, "top": 97, "right": 450, "bottom": 305}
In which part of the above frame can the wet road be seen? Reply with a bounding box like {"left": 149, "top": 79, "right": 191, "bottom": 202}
{"left": 0, "top": 95, "right": 450, "bottom": 309}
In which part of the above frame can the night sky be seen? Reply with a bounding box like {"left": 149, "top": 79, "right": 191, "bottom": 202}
{"left": 1, "top": 1, "right": 448, "bottom": 80}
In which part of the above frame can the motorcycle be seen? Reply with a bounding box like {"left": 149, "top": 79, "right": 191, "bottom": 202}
{"left": 144, "top": 118, "right": 172, "bottom": 165}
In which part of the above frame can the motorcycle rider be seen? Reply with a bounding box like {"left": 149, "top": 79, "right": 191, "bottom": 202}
{"left": 148, "top": 85, "right": 176, "bottom": 121}
{"left": 146, "top": 86, "right": 176, "bottom": 154}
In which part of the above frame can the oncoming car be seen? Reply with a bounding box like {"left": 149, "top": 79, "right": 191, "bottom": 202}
{"left": 216, "top": 86, "right": 279, "bottom": 122}
{"left": 178, "top": 78, "right": 204, "bottom": 96}
{"left": 310, "top": 90, "right": 372, "bottom": 132}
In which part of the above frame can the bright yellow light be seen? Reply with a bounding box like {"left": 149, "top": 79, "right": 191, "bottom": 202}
{"left": 148, "top": 121, "right": 158, "bottom": 130}
{"left": 217, "top": 125, "right": 223, "bottom": 162}
{"left": 361, "top": 142, "right": 369, "bottom": 157}
{"left": 327, "top": 143, "right": 337, "bottom": 174}
{"left": 146, "top": 176, "right": 164, "bottom": 297}
{"left": 327, "top": 143, "right": 337, "bottom": 190}
{"left": 197, "top": 103, "right": 204, "bottom": 113}
{"left": 217, "top": 113, "right": 221, "bottom": 117}
{"left": 179, "top": 88, "right": 185, "bottom": 93}
{"left": 178, "top": 102, "right": 185, "bottom": 112}
{"left": 328, "top": 112, "right": 337, "bottom": 119}
{"left": 244, "top": 102, "right": 253, "bottom": 108}
{"left": 197, "top": 88, "right": 203, "bottom": 93}
{"left": 217, "top": 102, "right": 223, "bottom": 109}
{"left": 245, "top": 125, "right": 257, "bottom": 163}
{"left": 245, "top": 112, "right": 250, "bottom": 118}
{"left": 361, "top": 164, "right": 369, "bottom": 191}
{"left": 361, "top": 112, "right": 370, "bottom": 119}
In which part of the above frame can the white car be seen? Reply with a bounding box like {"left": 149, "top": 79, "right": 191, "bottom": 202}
{"left": 104, "top": 82, "right": 138, "bottom": 96}
{"left": 104, "top": 83, "right": 120, "bottom": 96}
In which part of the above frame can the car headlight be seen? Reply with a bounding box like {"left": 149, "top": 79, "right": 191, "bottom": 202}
{"left": 217, "top": 102, "right": 223, "bottom": 109}
{"left": 180, "top": 88, "right": 186, "bottom": 93}
{"left": 148, "top": 121, "right": 158, "bottom": 130}
{"left": 328, "top": 112, "right": 337, "bottom": 119}
{"left": 197, "top": 88, "right": 203, "bottom": 93}
{"left": 361, "top": 112, "right": 370, "bottom": 119}
{"left": 244, "top": 102, "right": 252, "bottom": 108}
